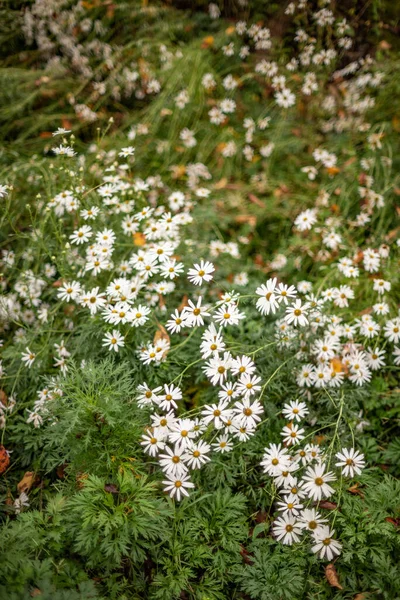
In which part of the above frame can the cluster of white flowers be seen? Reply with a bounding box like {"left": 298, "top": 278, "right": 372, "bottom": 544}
{"left": 137, "top": 284, "right": 267, "bottom": 498}
{"left": 261, "top": 409, "right": 365, "bottom": 560}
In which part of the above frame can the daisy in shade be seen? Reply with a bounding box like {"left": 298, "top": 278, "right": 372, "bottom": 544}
{"left": 282, "top": 400, "right": 309, "bottom": 422}
{"left": 311, "top": 526, "right": 342, "bottom": 560}
{"left": 298, "top": 508, "right": 328, "bottom": 533}
{"left": 255, "top": 278, "right": 279, "bottom": 315}
{"left": 162, "top": 473, "right": 195, "bottom": 501}
{"left": 80, "top": 287, "right": 106, "bottom": 315}
{"left": 281, "top": 423, "right": 305, "bottom": 446}
{"left": 183, "top": 440, "right": 211, "bottom": 469}
{"left": 285, "top": 299, "right": 309, "bottom": 327}
{"left": 335, "top": 448, "right": 365, "bottom": 478}
{"left": 203, "top": 352, "right": 233, "bottom": 385}
{"left": 212, "top": 433, "right": 233, "bottom": 453}
{"left": 201, "top": 399, "right": 231, "bottom": 429}
{"left": 365, "top": 347, "right": 386, "bottom": 370}
{"left": 70, "top": 225, "right": 92, "bottom": 245}
{"left": 231, "top": 355, "right": 256, "bottom": 376}
{"left": 21, "top": 347, "right": 36, "bottom": 368}
{"left": 102, "top": 330, "right": 125, "bottom": 352}
{"left": 302, "top": 464, "right": 336, "bottom": 501}
{"left": 151, "top": 411, "right": 176, "bottom": 436}
{"left": 137, "top": 384, "right": 162, "bottom": 408}
{"left": 158, "top": 384, "right": 182, "bottom": 412}
{"left": 272, "top": 514, "right": 302, "bottom": 545}
{"left": 236, "top": 373, "right": 262, "bottom": 398}
{"left": 187, "top": 260, "right": 215, "bottom": 286}
{"left": 275, "top": 282, "right": 297, "bottom": 304}
{"left": 168, "top": 419, "right": 196, "bottom": 450}
{"left": 213, "top": 303, "right": 245, "bottom": 327}
{"left": 218, "top": 381, "right": 239, "bottom": 401}
{"left": 158, "top": 445, "right": 188, "bottom": 477}
{"left": 273, "top": 462, "right": 300, "bottom": 488}
{"left": 183, "top": 297, "right": 211, "bottom": 327}
{"left": 57, "top": 281, "right": 81, "bottom": 302}
{"left": 165, "top": 309, "right": 188, "bottom": 334}
{"left": 276, "top": 494, "right": 303, "bottom": 516}
{"left": 200, "top": 323, "right": 225, "bottom": 358}
{"left": 232, "top": 397, "right": 263, "bottom": 428}
{"left": 140, "top": 432, "right": 166, "bottom": 457}
{"left": 131, "top": 305, "right": 151, "bottom": 327}
{"left": 280, "top": 477, "right": 307, "bottom": 500}
{"left": 260, "top": 443, "right": 291, "bottom": 476}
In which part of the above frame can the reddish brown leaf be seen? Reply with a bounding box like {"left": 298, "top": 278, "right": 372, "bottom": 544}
{"left": 319, "top": 501, "right": 338, "bottom": 510}
{"left": 348, "top": 483, "right": 364, "bottom": 498}
{"left": 0, "top": 446, "right": 10, "bottom": 475}
{"left": 104, "top": 483, "right": 119, "bottom": 494}
{"left": 248, "top": 193, "right": 265, "bottom": 208}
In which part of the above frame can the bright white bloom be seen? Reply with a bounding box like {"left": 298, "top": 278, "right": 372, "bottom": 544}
{"left": 187, "top": 260, "right": 215, "bottom": 286}
{"left": 285, "top": 300, "right": 309, "bottom": 327}
{"left": 302, "top": 464, "right": 336, "bottom": 501}
{"left": 273, "top": 514, "right": 302, "bottom": 545}
{"left": 21, "top": 347, "right": 36, "bottom": 368}
{"left": 335, "top": 448, "right": 365, "bottom": 478}
{"left": 282, "top": 400, "right": 308, "bottom": 422}
{"left": 162, "top": 473, "right": 195, "bottom": 501}
{"left": 102, "top": 330, "right": 125, "bottom": 352}
{"left": 311, "top": 527, "right": 342, "bottom": 561}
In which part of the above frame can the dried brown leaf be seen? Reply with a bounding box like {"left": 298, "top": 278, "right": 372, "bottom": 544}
{"left": 17, "top": 471, "right": 36, "bottom": 494}
{"left": 325, "top": 563, "right": 343, "bottom": 590}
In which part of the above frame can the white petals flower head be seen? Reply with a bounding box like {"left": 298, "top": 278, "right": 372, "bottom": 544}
{"left": 213, "top": 303, "right": 245, "bottom": 327}
{"left": 140, "top": 432, "right": 165, "bottom": 457}
{"left": 57, "top": 281, "right": 81, "bottom": 302}
{"left": 260, "top": 443, "right": 291, "bottom": 476}
{"left": 165, "top": 309, "right": 188, "bottom": 334}
{"left": 273, "top": 514, "right": 302, "bottom": 545}
{"left": 233, "top": 397, "right": 264, "bottom": 427}
{"left": 202, "top": 399, "right": 231, "bottom": 429}
{"left": 212, "top": 433, "right": 233, "bottom": 453}
{"left": 203, "top": 352, "right": 233, "bottom": 386}
{"left": 298, "top": 508, "right": 328, "bottom": 533}
{"left": 137, "top": 384, "right": 162, "bottom": 408}
{"left": 294, "top": 209, "right": 317, "bottom": 231}
{"left": 158, "top": 444, "right": 188, "bottom": 477}
{"left": 281, "top": 423, "right": 305, "bottom": 446}
{"left": 231, "top": 355, "right": 256, "bottom": 376}
{"left": 335, "top": 447, "right": 365, "bottom": 477}
{"left": 52, "top": 127, "right": 71, "bottom": 136}
{"left": 183, "top": 297, "right": 211, "bottom": 327}
{"left": 282, "top": 400, "right": 309, "bottom": 422}
{"left": 256, "top": 278, "right": 279, "bottom": 315}
{"left": 159, "top": 384, "right": 182, "bottom": 412}
{"left": 70, "top": 225, "right": 92, "bottom": 245}
{"left": 162, "top": 473, "right": 195, "bottom": 501}
{"left": 311, "top": 526, "right": 342, "bottom": 561}
{"left": 302, "top": 463, "right": 336, "bottom": 501}
{"left": 285, "top": 299, "right": 309, "bottom": 327}
{"left": 118, "top": 146, "right": 135, "bottom": 157}
{"left": 21, "top": 347, "right": 36, "bottom": 368}
{"left": 182, "top": 440, "right": 211, "bottom": 469}
{"left": 187, "top": 260, "right": 215, "bottom": 286}
{"left": 102, "top": 330, "right": 125, "bottom": 352}
{"left": 168, "top": 418, "right": 197, "bottom": 449}
{"left": 236, "top": 373, "right": 262, "bottom": 398}
{"left": 276, "top": 493, "right": 303, "bottom": 517}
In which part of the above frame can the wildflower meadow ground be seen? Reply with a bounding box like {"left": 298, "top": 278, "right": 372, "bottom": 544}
{"left": 0, "top": 1, "right": 399, "bottom": 599}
